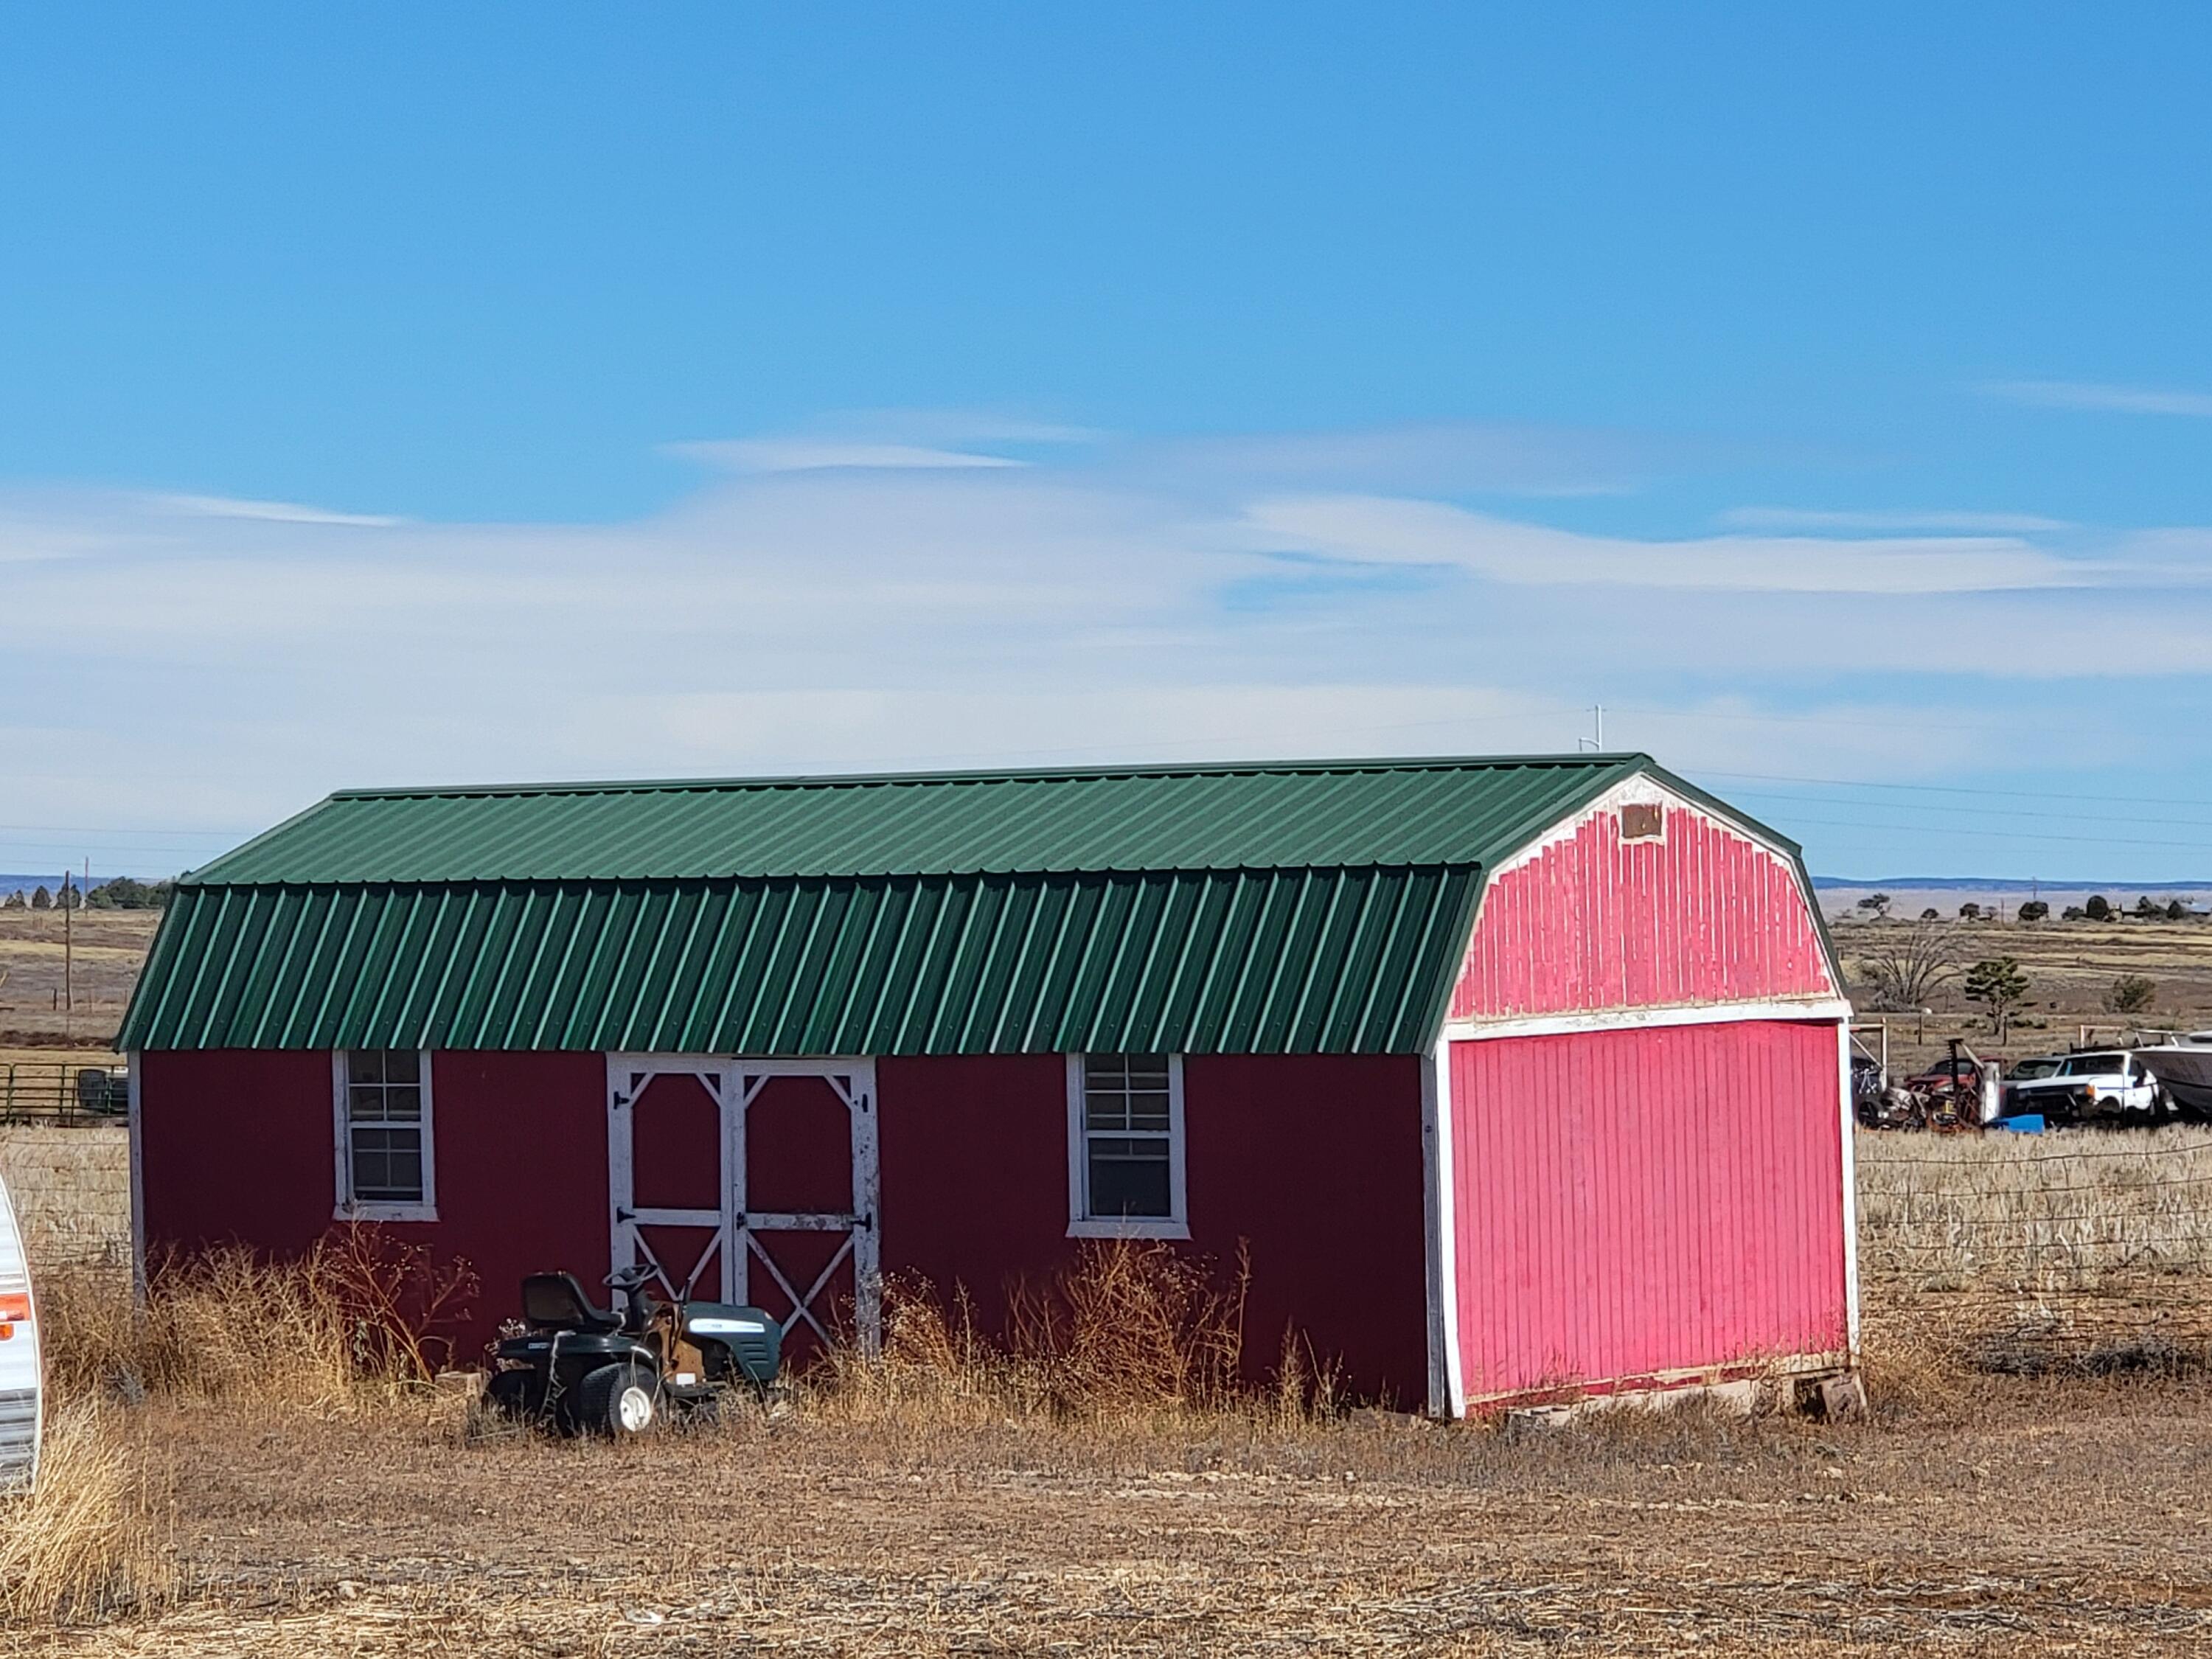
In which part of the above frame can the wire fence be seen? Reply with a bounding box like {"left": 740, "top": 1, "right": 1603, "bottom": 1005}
{"left": 0, "top": 1062, "right": 128, "bottom": 1126}
{"left": 1855, "top": 1129, "right": 2212, "bottom": 1315}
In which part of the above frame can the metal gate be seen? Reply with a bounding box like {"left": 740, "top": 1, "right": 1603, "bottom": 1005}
{"left": 608, "top": 1054, "right": 880, "bottom": 1355}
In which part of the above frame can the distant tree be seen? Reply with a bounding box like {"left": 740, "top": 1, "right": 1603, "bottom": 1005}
{"left": 2061, "top": 905, "right": 2085, "bottom": 920}
{"left": 1919, "top": 906, "right": 1941, "bottom": 921}
{"left": 29, "top": 886, "right": 50, "bottom": 911}
{"left": 2169, "top": 899, "right": 2193, "bottom": 922}
{"left": 2106, "top": 974, "right": 2158, "bottom": 1015}
{"left": 1857, "top": 893, "right": 1893, "bottom": 919}
{"left": 1964, "top": 956, "right": 2032, "bottom": 1042}
{"left": 55, "top": 874, "right": 78, "bottom": 911}
{"left": 1854, "top": 922, "right": 1961, "bottom": 1012}
{"left": 2084, "top": 894, "right": 2112, "bottom": 921}
{"left": 86, "top": 877, "right": 172, "bottom": 911}
{"left": 2016, "top": 900, "right": 2048, "bottom": 922}
{"left": 1958, "top": 902, "right": 1983, "bottom": 920}
{"left": 2135, "top": 895, "right": 2162, "bottom": 919}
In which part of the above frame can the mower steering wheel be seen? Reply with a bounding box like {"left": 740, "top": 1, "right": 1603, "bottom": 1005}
{"left": 605, "top": 1264, "right": 656, "bottom": 1293}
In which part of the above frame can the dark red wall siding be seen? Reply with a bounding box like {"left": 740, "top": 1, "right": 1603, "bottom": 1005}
{"left": 1183, "top": 1054, "right": 1428, "bottom": 1406}
{"left": 141, "top": 1049, "right": 335, "bottom": 1258}
{"left": 877, "top": 1054, "right": 1072, "bottom": 1321}
{"left": 141, "top": 1048, "right": 608, "bottom": 1366}
{"left": 143, "top": 1047, "right": 1429, "bottom": 1404}
{"left": 877, "top": 1053, "right": 1427, "bottom": 1405}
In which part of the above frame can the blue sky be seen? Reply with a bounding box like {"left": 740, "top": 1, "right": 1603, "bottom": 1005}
{"left": 3, "top": 5, "right": 2211, "bottom": 882}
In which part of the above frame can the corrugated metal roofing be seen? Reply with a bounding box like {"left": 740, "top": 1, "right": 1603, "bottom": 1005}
{"left": 183, "top": 755, "right": 1649, "bottom": 884}
{"left": 122, "top": 754, "right": 1774, "bottom": 1056}
{"left": 122, "top": 867, "right": 1479, "bottom": 1055}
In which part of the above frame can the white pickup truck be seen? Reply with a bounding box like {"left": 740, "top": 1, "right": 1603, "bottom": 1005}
{"left": 2003, "top": 1050, "right": 2167, "bottom": 1123}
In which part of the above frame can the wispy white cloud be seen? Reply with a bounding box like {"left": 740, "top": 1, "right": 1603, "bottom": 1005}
{"left": 1719, "top": 506, "right": 2075, "bottom": 535}
{"left": 154, "top": 493, "right": 404, "bottom": 527}
{"left": 667, "top": 439, "right": 1027, "bottom": 473}
{"left": 2, "top": 417, "right": 2209, "bottom": 873}
{"left": 1245, "top": 495, "right": 2088, "bottom": 594}
{"left": 1983, "top": 379, "right": 2212, "bottom": 417}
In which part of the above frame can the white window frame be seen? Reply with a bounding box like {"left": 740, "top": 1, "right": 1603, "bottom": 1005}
{"left": 1065, "top": 1052, "right": 1188, "bottom": 1240}
{"left": 332, "top": 1049, "right": 438, "bottom": 1222}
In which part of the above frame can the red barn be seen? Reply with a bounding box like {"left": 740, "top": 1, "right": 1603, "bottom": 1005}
{"left": 119, "top": 754, "right": 1857, "bottom": 1414}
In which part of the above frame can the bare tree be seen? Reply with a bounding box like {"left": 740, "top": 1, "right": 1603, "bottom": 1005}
{"left": 1853, "top": 921, "right": 1961, "bottom": 1012}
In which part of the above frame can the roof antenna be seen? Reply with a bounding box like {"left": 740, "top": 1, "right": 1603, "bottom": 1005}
{"left": 1576, "top": 704, "right": 1604, "bottom": 753}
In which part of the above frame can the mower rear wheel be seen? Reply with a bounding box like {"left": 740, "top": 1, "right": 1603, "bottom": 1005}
{"left": 577, "top": 1362, "right": 661, "bottom": 1438}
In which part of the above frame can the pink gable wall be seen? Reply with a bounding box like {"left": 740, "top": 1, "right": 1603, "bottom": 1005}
{"left": 1452, "top": 796, "right": 1836, "bottom": 1021}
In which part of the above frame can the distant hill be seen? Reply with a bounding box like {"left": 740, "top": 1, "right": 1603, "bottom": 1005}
{"left": 1815, "top": 876, "right": 2210, "bottom": 893}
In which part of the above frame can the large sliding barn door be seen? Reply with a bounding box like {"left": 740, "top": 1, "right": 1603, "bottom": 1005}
{"left": 608, "top": 1055, "right": 880, "bottom": 1357}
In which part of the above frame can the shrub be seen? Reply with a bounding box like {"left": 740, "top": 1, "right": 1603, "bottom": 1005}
{"left": 1964, "top": 956, "right": 2031, "bottom": 1040}
{"left": 2084, "top": 894, "right": 2112, "bottom": 920}
{"left": 2107, "top": 975, "right": 2158, "bottom": 1015}
{"left": 2017, "top": 900, "right": 2048, "bottom": 921}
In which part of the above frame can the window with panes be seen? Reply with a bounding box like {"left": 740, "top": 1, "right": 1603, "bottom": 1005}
{"left": 1080, "top": 1054, "right": 1174, "bottom": 1219}
{"left": 343, "top": 1049, "right": 427, "bottom": 1205}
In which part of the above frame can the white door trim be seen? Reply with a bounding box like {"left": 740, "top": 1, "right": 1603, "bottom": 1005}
{"left": 1441, "top": 998, "right": 1854, "bottom": 1044}
{"left": 607, "top": 1053, "right": 880, "bottom": 1354}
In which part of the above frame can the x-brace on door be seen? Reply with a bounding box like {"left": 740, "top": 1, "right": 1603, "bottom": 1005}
{"left": 607, "top": 1054, "right": 880, "bottom": 1355}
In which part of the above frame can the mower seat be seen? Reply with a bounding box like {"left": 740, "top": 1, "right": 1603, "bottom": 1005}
{"left": 520, "top": 1272, "right": 623, "bottom": 1334}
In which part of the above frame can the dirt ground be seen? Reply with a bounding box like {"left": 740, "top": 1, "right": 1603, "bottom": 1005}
{"left": 0, "top": 908, "right": 158, "bottom": 1063}
{"left": 21, "top": 1353, "right": 2212, "bottom": 1659}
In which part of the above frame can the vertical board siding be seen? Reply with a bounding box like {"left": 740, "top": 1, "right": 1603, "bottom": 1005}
{"left": 1452, "top": 801, "right": 1834, "bottom": 1020}
{"left": 1450, "top": 1020, "right": 1847, "bottom": 1401}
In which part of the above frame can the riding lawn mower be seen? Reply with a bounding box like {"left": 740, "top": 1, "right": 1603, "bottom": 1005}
{"left": 484, "top": 1265, "right": 783, "bottom": 1436}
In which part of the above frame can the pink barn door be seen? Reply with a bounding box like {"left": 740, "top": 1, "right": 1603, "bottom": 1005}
{"left": 1448, "top": 1019, "right": 1848, "bottom": 1405}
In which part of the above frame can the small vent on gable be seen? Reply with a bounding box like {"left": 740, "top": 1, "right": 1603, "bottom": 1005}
{"left": 1619, "top": 802, "right": 1664, "bottom": 841}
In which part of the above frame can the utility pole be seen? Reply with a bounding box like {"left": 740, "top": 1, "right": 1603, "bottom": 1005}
{"left": 60, "top": 867, "right": 71, "bottom": 1016}
{"left": 1576, "top": 704, "right": 1607, "bottom": 752}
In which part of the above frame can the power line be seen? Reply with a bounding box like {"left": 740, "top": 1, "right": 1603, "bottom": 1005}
{"left": 1720, "top": 787, "right": 2212, "bottom": 832}
{"left": 1694, "top": 768, "right": 2212, "bottom": 812}
{"left": 1756, "top": 811, "right": 2212, "bottom": 852}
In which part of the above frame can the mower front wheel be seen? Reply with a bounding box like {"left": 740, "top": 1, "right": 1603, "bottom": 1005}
{"left": 577, "top": 1362, "right": 661, "bottom": 1438}
{"left": 484, "top": 1368, "right": 546, "bottom": 1422}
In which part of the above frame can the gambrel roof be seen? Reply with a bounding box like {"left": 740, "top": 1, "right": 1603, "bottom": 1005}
{"left": 119, "top": 754, "right": 1809, "bottom": 1055}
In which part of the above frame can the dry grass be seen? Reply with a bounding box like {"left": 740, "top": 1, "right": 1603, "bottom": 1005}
{"left": 17, "top": 1163, "right": 2212, "bottom": 1652}
{"left": 1857, "top": 1124, "right": 2212, "bottom": 1397}
{"left": 42, "top": 1226, "right": 476, "bottom": 1413}
{"left": 0, "top": 1402, "right": 170, "bottom": 1626}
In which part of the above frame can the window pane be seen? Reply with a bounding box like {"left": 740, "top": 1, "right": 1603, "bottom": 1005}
{"left": 348, "top": 1049, "right": 385, "bottom": 1085}
{"left": 348, "top": 1085, "right": 389, "bottom": 1123}
{"left": 382, "top": 1050, "right": 420, "bottom": 1085}
{"left": 1085, "top": 1091, "right": 1131, "bottom": 1132}
{"left": 1087, "top": 1134, "right": 1171, "bottom": 1218}
{"left": 381, "top": 1085, "right": 422, "bottom": 1121}
{"left": 1123, "top": 1056, "right": 1169, "bottom": 1091}
{"left": 352, "top": 1127, "right": 422, "bottom": 1203}
{"left": 1124, "top": 1091, "right": 1170, "bottom": 1131}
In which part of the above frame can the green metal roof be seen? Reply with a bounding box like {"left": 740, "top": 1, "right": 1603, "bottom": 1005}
{"left": 122, "top": 866, "right": 1480, "bottom": 1055}
{"left": 122, "top": 754, "right": 1681, "bottom": 1056}
{"left": 183, "top": 755, "right": 1648, "bottom": 884}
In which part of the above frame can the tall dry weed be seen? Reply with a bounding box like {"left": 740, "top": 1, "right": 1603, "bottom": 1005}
{"left": 0, "top": 1401, "right": 171, "bottom": 1622}
{"left": 43, "top": 1225, "right": 476, "bottom": 1412}
{"left": 810, "top": 1239, "right": 1339, "bottom": 1427}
